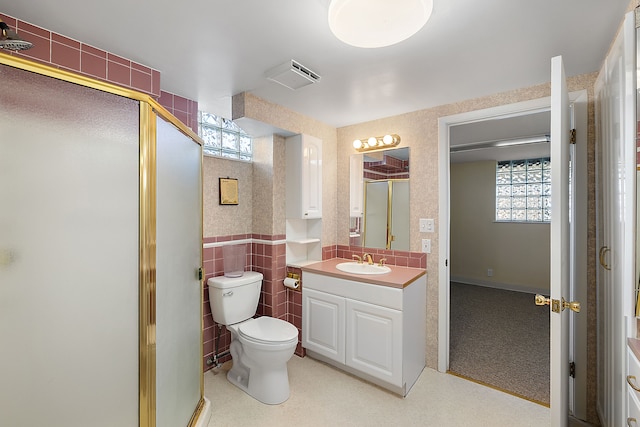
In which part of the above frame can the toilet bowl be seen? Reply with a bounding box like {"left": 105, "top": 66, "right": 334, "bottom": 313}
{"left": 207, "top": 271, "right": 299, "bottom": 404}
{"left": 226, "top": 317, "right": 298, "bottom": 404}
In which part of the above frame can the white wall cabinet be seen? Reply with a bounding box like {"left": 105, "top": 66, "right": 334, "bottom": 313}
{"left": 349, "top": 154, "right": 364, "bottom": 217}
{"left": 286, "top": 134, "right": 322, "bottom": 219}
{"left": 285, "top": 134, "right": 323, "bottom": 267}
{"left": 302, "top": 271, "right": 425, "bottom": 396}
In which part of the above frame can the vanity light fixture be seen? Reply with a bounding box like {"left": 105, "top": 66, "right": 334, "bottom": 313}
{"left": 328, "top": 0, "right": 433, "bottom": 48}
{"left": 353, "top": 134, "right": 400, "bottom": 152}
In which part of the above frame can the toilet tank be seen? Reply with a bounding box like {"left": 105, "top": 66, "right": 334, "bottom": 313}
{"left": 207, "top": 271, "right": 263, "bottom": 325}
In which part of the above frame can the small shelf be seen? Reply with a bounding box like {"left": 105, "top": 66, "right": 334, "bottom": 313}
{"left": 287, "top": 238, "right": 321, "bottom": 245}
{"left": 287, "top": 259, "right": 321, "bottom": 268}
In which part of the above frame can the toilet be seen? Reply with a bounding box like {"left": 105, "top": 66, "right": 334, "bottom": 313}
{"left": 208, "top": 271, "right": 299, "bottom": 404}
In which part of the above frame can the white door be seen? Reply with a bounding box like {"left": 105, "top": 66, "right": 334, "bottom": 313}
{"left": 549, "top": 55, "right": 572, "bottom": 426}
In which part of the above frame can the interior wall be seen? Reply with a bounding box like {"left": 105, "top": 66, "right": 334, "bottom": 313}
{"left": 450, "top": 160, "right": 550, "bottom": 292}
{"left": 232, "top": 92, "right": 338, "bottom": 247}
{"left": 203, "top": 156, "right": 253, "bottom": 238}
{"left": 336, "top": 72, "right": 597, "bottom": 370}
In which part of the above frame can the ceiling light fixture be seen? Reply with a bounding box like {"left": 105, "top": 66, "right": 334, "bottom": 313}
{"left": 353, "top": 134, "right": 400, "bottom": 152}
{"left": 449, "top": 135, "right": 550, "bottom": 153}
{"left": 328, "top": 0, "right": 433, "bottom": 48}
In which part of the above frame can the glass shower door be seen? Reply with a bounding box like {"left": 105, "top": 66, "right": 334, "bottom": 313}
{"left": 0, "top": 64, "right": 140, "bottom": 427}
{"left": 155, "top": 116, "right": 203, "bottom": 427}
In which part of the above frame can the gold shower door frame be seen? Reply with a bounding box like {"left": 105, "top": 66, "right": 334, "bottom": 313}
{"left": 0, "top": 53, "right": 205, "bottom": 427}
{"left": 362, "top": 178, "right": 409, "bottom": 250}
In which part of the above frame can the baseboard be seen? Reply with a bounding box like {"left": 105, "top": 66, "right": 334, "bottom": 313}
{"left": 450, "top": 276, "right": 548, "bottom": 296}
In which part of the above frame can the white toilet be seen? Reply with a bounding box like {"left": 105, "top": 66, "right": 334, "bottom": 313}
{"left": 208, "top": 271, "right": 299, "bottom": 404}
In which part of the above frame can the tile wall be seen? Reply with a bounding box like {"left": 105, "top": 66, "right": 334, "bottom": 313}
{"left": 1, "top": 13, "right": 199, "bottom": 135}
{"left": 203, "top": 236, "right": 427, "bottom": 370}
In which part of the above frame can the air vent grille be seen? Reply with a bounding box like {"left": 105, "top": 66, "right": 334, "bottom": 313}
{"left": 266, "top": 59, "right": 321, "bottom": 90}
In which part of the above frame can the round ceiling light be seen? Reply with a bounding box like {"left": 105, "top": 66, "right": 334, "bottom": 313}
{"left": 328, "top": 0, "right": 433, "bottom": 48}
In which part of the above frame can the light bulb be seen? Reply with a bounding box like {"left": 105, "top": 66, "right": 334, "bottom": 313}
{"left": 368, "top": 137, "right": 377, "bottom": 146}
{"left": 353, "top": 139, "right": 362, "bottom": 149}
{"left": 383, "top": 134, "right": 393, "bottom": 145}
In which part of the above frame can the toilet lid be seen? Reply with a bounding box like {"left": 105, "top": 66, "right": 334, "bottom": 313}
{"left": 238, "top": 317, "right": 298, "bottom": 343}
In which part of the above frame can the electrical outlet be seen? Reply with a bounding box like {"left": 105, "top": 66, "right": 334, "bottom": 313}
{"left": 422, "top": 239, "right": 431, "bottom": 254}
{"left": 487, "top": 268, "right": 493, "bottom": 277}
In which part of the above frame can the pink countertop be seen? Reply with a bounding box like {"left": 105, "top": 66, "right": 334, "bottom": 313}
{"left": 301, "top": 258, "right": 426, "bottom": 289}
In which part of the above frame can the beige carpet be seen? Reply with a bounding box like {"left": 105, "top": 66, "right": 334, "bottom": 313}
{"left": 448, "top": 282, "right": 550, "bottom": 405}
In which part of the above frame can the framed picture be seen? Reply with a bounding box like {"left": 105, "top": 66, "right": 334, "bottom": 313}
{"left": 219, "top": 178, "right": 238, "bottom": 205}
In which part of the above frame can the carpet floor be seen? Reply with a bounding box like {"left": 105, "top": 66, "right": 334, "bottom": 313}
{"left": 449, "top": 282, "right": 550, "bottom": 405}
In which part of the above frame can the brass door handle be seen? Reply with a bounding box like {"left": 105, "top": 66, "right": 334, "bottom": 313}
{"left": 629, "top": 417, "right": 637, "bottom": 427}
{"left": 535, "top": 295, "right": 580, "bottom": 313}
{"left": 563, "top": 299, "right": 580, "bottom": 313}
{"left": 535, "top": 294, "right": 551, "bottom": 306}
{"left": 599, "top": 246, "right": 611, "bottom": 270}
{"left": 628, "top": 375, "right": 640, "bottom": 392}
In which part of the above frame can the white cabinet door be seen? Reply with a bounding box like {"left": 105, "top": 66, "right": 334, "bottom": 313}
{"left": 302, "top": 288, "right": 345, "bottom": 362}
{"left": 302, "top": 135, "right": 322, "bottom": 218}
{"left": 345, "top": 299, "right": 402, "bottom": 387}
{"left": 349, "top": 154, "right": 364, "bottom": 216}
{"left": 286, "top": 134, "right": 322, "bottom": 219}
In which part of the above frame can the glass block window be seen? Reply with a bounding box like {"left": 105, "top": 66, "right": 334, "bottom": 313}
{"left": 496, "top": 158, "right": 551, "bottom": 223}
{"left": 198, "top": 111, "right": 252, "bottom": 161}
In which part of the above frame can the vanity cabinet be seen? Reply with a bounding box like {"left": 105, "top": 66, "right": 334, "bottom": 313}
{"left": 302, "top": 269, "right": 425, "bottom": 396}
{"left": 628, "top": 345, "right": 640, "bottom": 424}
{"left": 303, "top": 288, "right": 345, "bottom": 362}
{"left": 346, "top": 299, "right": 402, "bottom": 386}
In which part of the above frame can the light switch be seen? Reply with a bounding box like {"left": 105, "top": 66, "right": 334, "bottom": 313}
{"left": 422, "top": 239, "right": 431, "bottom": 254}
{"left": 419, "top": 218, "right": 435, "bottom": 233}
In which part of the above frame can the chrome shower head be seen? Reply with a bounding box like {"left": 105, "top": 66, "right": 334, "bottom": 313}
{"left": 0, "top": 19, "right": 33, "bottom": 51}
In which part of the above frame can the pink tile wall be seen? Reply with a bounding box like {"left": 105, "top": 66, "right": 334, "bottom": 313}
{"left": 1, "top": 13, "right": 199, "bottom": 135}
{"left": 202, "top": 233, "right": 304, "bottom": 372}
{"left": 1, "top": 14, "right": 161, "bottom": 98}
{"left": 158, "top": 90, "right": 199, "bottom": 134}
{"left": 329, "top": 244, "right": 427, "bottom": 269}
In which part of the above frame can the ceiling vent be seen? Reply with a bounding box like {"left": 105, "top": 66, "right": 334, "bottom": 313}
{"left": 265, "top": 59, "right": 321, "bottom": 90}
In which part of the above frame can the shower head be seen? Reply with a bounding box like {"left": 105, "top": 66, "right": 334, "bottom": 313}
{"left": 0, "top": 19, "right": 33, "bottom": 51}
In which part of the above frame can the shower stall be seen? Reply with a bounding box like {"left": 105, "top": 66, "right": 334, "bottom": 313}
{"left": 363, "top": 179, "right": 410, "bottom": 250}
{"left": 0, "top": 54, "right": 205, "bottom": 427}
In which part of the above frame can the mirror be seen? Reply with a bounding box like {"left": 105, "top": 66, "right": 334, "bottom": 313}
{"left": 349, "top": 148, "right": 409, "bottom": 250}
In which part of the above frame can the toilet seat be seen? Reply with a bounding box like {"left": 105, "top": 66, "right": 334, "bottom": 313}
{"left": 238, "top": 317, "right": 298, "bottom": 345}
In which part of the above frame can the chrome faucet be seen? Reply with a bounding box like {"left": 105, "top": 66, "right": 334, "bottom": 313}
{"left": 352, "top": 254, "right": 362, "bottom": 264}
{"left": 362, "top": 253, "right": 373, "bottom": 265}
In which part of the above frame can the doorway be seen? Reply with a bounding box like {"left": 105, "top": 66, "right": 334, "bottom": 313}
{"left": 437, "top": 92, "right": 588, "bottom": 417}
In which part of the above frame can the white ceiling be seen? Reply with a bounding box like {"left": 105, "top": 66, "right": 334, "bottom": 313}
{"left": 1, "top": 0, "right": 630, "bottom": 128}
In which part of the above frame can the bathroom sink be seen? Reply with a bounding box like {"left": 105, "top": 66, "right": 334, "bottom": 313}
{"left": 335, "top": 262, "right": 391, "bottom": 275}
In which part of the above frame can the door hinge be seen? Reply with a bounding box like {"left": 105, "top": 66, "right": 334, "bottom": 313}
{"left": 569, "top": 129, "right": 576, "bottom": 144}
{"left": 569, "top": 361, "right": 576, "bottom": 378}
{"left": 198, "top": 267, "right": 203, "bottom": 281}
{"left": 445, "top": 259, "right": 448, "bottom": 267}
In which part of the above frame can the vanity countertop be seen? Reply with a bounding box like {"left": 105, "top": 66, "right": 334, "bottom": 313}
{"left": 301, "top": 258, "right": 426, "bottom": 289}
{"left": 629, "top": 338, "right": 640, "bottom": 361}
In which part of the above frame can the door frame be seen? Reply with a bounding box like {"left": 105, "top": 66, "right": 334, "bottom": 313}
{"left": 437, "top": 90, "right": 588, "bottom": 416}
